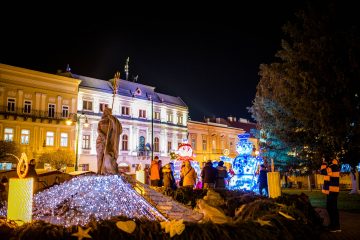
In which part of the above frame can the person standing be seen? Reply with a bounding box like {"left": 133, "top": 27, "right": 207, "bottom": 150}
{"left": 258, "top": 164, "right": 268, "bottom": 196}
{"left": 180, "top": 160, "right": 197, "bottom": 189}
{"left": 201, "top": 160, "right": 217, "bottom": 189}
{"left": 158, "top": 160, "right": 163, "bottom": 187}
{"left": 149, "top": 156, "right": 160, "bottom": 187}
{"left": 321, "top": 159, "right": 341, "bottom": 232}
{"left": 162, "top": 163, "right": 176, "bottom": 190}
{"left": 215, "top": 161, "right": 228, "bottom": 189}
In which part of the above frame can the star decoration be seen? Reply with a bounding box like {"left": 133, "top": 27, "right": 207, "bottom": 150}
{"left": 278, "top": 211, "right": 295, "bottom": 220}
{"left": 254, "top": 218, "right": 272, "bottom": 227}
{"left": 72, "top": 226, "right": 92, "bottom": 240}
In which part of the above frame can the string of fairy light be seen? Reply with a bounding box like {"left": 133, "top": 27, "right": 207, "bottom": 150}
{"left": 10, "top": 175, "right": 168, "bottom": 227}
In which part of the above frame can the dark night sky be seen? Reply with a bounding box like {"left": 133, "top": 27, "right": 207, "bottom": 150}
{"left": 1, "top": 1, "right": 306, "bottom": 121}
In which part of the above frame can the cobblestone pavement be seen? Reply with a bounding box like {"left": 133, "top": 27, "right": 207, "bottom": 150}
{"left": 134, "top": 182, "right": 204, "bottom": 222}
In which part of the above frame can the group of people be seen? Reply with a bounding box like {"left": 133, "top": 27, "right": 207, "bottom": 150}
{"left": 200, "top": 160, "right": 228, "bottom": 189}
{"left": 149, "top": 156, "right": 177, "bottom": 190}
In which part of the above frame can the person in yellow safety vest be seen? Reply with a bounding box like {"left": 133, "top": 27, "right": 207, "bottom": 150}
{"left": 320, "top": 158, "right": 341, "bottom": 232}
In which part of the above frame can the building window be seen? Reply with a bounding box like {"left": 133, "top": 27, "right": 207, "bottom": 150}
{"left": 212, "top": 139, "right": 216, "bottom": 151}
{"left": 7, "top": 98, "right": 15, "bottom": 112}
{"left": 139, "top": 136, "right": 145, "bottom": 156}
{"left": 191, "top": 138, "right": 196, "bottom": 150}
{"left": 62, "top": 106, "right": 69, "bottom": 118}
{"left": 177, "top": 115, "right": 183, "bottom": 124}
{"left": 60, "top": 133, "right": 68, "bottom": 147}
{"left": 122, "top": 135, "right": 128, "bottom": 151}
{"left": 167, "top": 141, "right": 172, "bottom": 153}
{"left": 167, "top": 113, "right": 173, "bottom": 123}
{"left": 24, "top": 101, "right": 32, "bottom": 114}
{"left": 154, "top": 112, "right": 160, "bottom": 120}
{"left": 83, "top": 100, "right": 93, "bottom": 111}
{"left": 139, "top": 109, "right": 146, "bottom": 118}
{"left": 20, "top": 129, "right": 30, "bottom": 145}
{"left": 202, "top": 139, "right": 207, "bottom": 151}
{"left": 154, "top": 137, "right": 159, "bottom": 152}
{"left": 99, "top": 103, "right": 108, "bottom": 112}
{"left": 121, "top": 106, "right": 130, "bottom": 116}
{"left": 82, "top": 135, "right": 91, "bottom": 149}
{"left": 48, "top": 104, "right": 55, "bottom": 118}
{"left": 46, "top": 131, "right": 54, "bottom": 146}
{"left": 4, "top": 128, "right": 14, "bottom": 141}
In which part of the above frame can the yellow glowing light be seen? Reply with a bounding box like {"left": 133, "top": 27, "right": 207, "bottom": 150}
{"left": 136, "top": 170, "right": 145, "bottom": 184}
{"left": 267, "top": 172, "right": 281, "bottom": 198}
{"left": 7, "top": 178, "right": 34, "bottom": 225}
{"left": 66, "top": 118, "right": 73, "bottom": 126}
{"left": 16, "top": 152, "right": 29, "bottom": 179}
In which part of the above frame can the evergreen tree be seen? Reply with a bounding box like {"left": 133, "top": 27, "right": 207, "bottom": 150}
{"left": 251, "top": 0, "right": 360, "bottom": 168}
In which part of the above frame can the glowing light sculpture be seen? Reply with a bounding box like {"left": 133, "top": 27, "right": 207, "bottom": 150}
{"left": 228, "top": 133, "right": 262, "bottom": 191}
{"left": 33, "top": 175, "right": 166, "bottom": 227}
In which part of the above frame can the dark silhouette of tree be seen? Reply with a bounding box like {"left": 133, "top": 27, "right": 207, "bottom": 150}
{"left": 0, "top": 140, "right": 20, "bottom": 163}
{"left": 251, "top": 0, "right": 360, "bottom": 168}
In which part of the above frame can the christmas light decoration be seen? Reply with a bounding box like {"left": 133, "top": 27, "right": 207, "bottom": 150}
{"left": 32, "top": 175, "right": 167, "bottom": 227}
{"left": 228, "top": 133, "right": 263, "bottom": 191}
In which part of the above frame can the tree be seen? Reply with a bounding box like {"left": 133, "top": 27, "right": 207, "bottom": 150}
{"left": 250, "top": 0, "right": 360, "bottom": 168}
{"left": 0, "top": 140, "right": 20, "bottom": 163}
{"left": 38, "top": 149, "right": 75, "bottom": 170}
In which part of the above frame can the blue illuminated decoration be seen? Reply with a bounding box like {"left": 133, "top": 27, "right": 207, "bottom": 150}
{"left": 228, "top": 133, "right": 262, "bottom": 191}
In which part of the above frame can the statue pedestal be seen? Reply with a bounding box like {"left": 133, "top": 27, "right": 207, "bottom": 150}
{"left": 7, "top": 178, "right": 33, "bottom": 225}
{"left": 267, "top": 172, "right": 281, "bottom": 198}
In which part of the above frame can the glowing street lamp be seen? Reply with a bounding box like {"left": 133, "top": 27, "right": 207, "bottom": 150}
{"left": 66, "top": 113, "right": 89, "bottom": 171}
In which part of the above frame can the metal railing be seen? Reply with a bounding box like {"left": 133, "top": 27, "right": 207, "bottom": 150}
{"left": 0, "top": 106, "right": 67, "bottom": 121}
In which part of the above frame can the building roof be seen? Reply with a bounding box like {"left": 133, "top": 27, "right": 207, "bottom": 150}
{"left": 68, "top": 73, "right": 187, "bottom": 108}
{"left": 204, "top": 117, "right": 257, "bottom": 136}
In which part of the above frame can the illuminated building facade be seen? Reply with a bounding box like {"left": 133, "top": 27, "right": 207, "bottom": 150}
{"left": 74, "top": 74, "right": 188, "bottom": 172}
{"left": 0, "top": 64, "right": 80, "bottom": 168}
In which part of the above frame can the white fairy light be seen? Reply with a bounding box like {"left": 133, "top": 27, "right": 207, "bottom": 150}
{"left": 32, "top": 175, "right": 166, "bottom": 227}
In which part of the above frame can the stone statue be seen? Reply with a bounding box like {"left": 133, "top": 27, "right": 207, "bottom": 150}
{"left": 96, "top": 107, "right": 122, "bottom": 174}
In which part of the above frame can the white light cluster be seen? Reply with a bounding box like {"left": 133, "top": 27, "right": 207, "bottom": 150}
{"left": 33, "top": 175, "right": 166, "bottom": 227}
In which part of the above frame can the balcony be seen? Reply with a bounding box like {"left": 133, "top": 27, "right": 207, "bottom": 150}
{"left": 0, "top": 106, "right": 67, "bottom": 123}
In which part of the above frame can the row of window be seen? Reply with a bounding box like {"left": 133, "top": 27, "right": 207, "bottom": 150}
{"left": 6, "top": 98, "right": 69, "bottom": 118}
{"left": 84, "top": 100, "right": 183, "bottom": 124}
{"left": 82, "top": 134, "right": 173, "bottom": 153}
{"left": 4, "top": 128, "right": 69, "bottom": 147}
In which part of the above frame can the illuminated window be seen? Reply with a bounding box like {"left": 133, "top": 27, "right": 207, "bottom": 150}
{"left": 191, "top": 138, "right": 196, "bottom": 149}
{"left": 48, "top": 104, "right": 55, "bottom": 118}
{"left": 24, "top": 101, "right": 32, "bottom": 114}
{"left": 60, "top": 133, "right": 68, "bottom": 147}
{"left": 167, "top": 141, "right": 172, "bottom": 153}
{"left": 46, "top": 131, "right": 54, "bottom": 146}
{"left": 121, "top": 106, "right": 130, "bottom": 115}
{"left": 82, "top": 135, "right": 91, "bottom": 149}
{"left": 122, "top": 134, "right": 128, "bottom": 151}
{"left": 99, "top": 103, "right": 108, "bottom": 112}
{"left": 167, "top": 113, "right": 173, "bottom": 123}
{"left": 154, "top": 112, "right": 160, "bottom": 120}
{"left": 20, "top": 129, "right": 30, "bottom": 145}
{"left": 202, "top": 139, "right": 207, "bottom": 151}
{"left": 139, "top": 109, "right": 146, "bottom": 118}
{"left": 83, "top": 100, "right": 93, "bottom": 111}
{"left": 154, "top": 137, "right": 159, "bottom": 152}
{"left": 62, "top": 106, "right": 69, "bottom": 118}
{"left": 177, "top": 115, "right": 183, "bottom": 124}
{"left": 7, "top": 98, "right": 15, "bottom": 112}
{"left": 4, "top": 128, "right": 14, "bottom": 141}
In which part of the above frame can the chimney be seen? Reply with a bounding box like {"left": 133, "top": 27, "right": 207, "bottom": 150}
{"left": 205, "top": 117, "right": 210, "bottom": 123}
{"left": 233, "top": 117, "right": 237, "bottom": 122}
{"left": 239, "top": 118, "right": 248, "bottom": 123}
{"left": 227, "top": 116, "right": 233, "bottom": 122}
{"left": 216, "top": 118, "right": 221, "bottom": 124}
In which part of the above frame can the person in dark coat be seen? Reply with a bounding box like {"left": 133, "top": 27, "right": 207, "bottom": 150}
{"left": 215, "top": 161, "right": 228, "bottom": 189}
{"left": 258, "top": 164, "right": 268, "bottom": 196}
{"left": 162, "top": 163, "right": 176, "bottom": 190}
{"left": 201, "top": 160, "right": 217, "bottom": 189}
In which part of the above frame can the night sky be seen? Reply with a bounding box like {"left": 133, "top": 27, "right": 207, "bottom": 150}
{"left": 1, "top": 2, "right": 306, "bottom": 121}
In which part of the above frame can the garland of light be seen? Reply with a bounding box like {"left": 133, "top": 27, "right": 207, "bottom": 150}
{"left": 32, "top": 175, "right": 167, "bottom": 227}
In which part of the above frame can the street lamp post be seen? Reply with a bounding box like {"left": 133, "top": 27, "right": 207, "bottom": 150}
{"left": 150, "top": 95, "right": 154, "bottom": 161}
{"left": 66, "top": 113, "right": 89, "bottom": 171}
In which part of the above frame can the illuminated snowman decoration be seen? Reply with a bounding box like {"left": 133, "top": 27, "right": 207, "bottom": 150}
{"left": 172, "top": 142, "right": 201, "bottom": 186}
{"left": 228, "top": 133, "right": 262, "bottom": 191}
